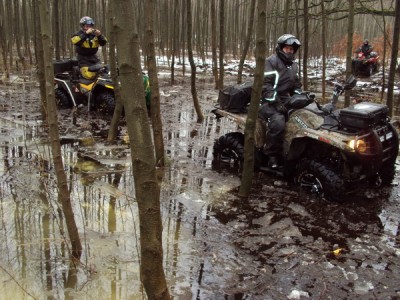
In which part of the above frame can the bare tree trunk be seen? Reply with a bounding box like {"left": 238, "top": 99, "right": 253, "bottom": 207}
{"left": 33, "top": 0, "right": 46, "bottom": 120}
{"left": 302, "top": 0, "right": 309, "bottom": 90}
{"left": 321, "top": 0, "right": 327, "bottom": 101}
{"left": 0, "top": 0, "right": 10, "bottom": 78}
{"left": 211, "top": 0, "right": 219, "bottom": 89}
{"left": 145, "top": 0, "right": 166, "bottom": 166}
{"left": 386, "top": 0, "right": 400, "bottom": 116}
{"left": 107, "top": 3, "right": 123, "bottom": 143}
{"left": 14, "top": 0, "right": 26, "bottom": 71}
{"left": 283, "top": 0, "right": 290, "bottom": 33}
{"left": 239, "top": 0, "right": 267, "bottom": 197}
{"left": 170, "top": 0, "right": 179, "bottom": 85}
{"left": 379, "top": 0, "right": 388, "bottom": 103}
{"left": 38, "top": 0, "right": 82, "bottom": 260}
{"left": 187, "top": 0, "right": 204, "bottom": 123}
{"left": 237, "top": 0, "right": 256, "bottom": 84}
{"left": 218, "top": 0, "right": 225, "bottom": 89}
{"left": 345, "top": 0, "right": 355, "bottom": 107}
{"left": 113, "top": 1, "right": 170, "bottom": 298}
{"left": 53, "top": 0, "right": 60, "bottom": 60}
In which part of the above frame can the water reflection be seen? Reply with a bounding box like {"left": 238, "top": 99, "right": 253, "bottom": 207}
{"left": 1, "top": 90, "right": 399, "bottom": 299}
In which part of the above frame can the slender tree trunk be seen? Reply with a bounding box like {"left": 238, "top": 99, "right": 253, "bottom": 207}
{"left": 345, "top": 0, "right": 355, "bottom": 107}
{"left": 107, "top": 3, "right": 123, "bottom": 143}
{"left": 321, "top": 0, "right": 327, "bottom": 101}
{"left": 218, "top": 0, "right": 225, "bottom": 89}
{"left": 386, "top": 0, "right": 400, "bottom": 116}
{"left": 54, "top": 0, "right": 60, "bottom": 60}
{"left": 38, "top": 0, "right": 82, "bottom": 260}
{"left": 113, "top": 1, "right": 170, "bottom": 298}
{"left": 239, "top": 0, "right": 267, "bottom": 197}
{"left": 237, "top": 0, "right": 256, "bottom": 84}
{"left": 211, "top": 0, "right": 219, "bottom": 89}
{"left": 33, "top": 0, "right": 46, "bottom": 120}
{"left": 302, "top": 0, "right": 309, "bottom": 90}
{"left": 170, "top": 0, "right": 179, "bottom": 85}
{"left": 145, "top": 0, "right": 166, "bottom": 166}
{"left": 187, "top": 0, "right": 204, "bottom": 123}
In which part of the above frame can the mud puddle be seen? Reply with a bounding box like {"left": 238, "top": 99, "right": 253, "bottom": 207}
{"left": 0, "top": 74, "right": 400, "bottom": 299}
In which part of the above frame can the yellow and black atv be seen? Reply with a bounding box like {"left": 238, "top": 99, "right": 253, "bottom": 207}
{"left": 53, "top": 59, "right": 150, "bottom": 114}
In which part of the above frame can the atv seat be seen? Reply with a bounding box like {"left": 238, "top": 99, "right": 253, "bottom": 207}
{"left": 303, "top": 102, "right": 326, "bottom": 116}
{"left": 79, "top": 77, "right": 96, "bottom": 85}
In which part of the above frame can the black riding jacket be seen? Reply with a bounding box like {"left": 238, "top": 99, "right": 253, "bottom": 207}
{"left": 262, "top": 53, "right": 302, "bottom": 104}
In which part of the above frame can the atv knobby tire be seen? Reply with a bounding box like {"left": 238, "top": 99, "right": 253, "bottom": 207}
{"left": 378, "top": 162, "right": 396, "bottom": 186}
{"left": 295, "top": 158, "right": 346, "bottom": 202}
{"left": 55, "top": 88, "right": 72, "bottom": 108}
{"left": 213, "top": 132, "right": 244, "bottom": 165}
{"left": 97, "top": 92, "right": 115, "bottom": 114}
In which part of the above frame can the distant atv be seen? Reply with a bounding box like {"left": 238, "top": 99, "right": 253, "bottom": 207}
{"left": 53, "top": 59, "right": 151, "bottom": 114}
{"left": 351, "top": 51, "right": 379, "bottom": 76}
{"left": 213, "top": 76, "right": 399, "bottom": 202}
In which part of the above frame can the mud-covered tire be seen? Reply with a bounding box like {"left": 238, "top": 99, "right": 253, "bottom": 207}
{"left": 55, "top": 88, "right": 72, "bottom": 108}
{"left": 295, "top": 158, "right": 346, "bottom": 202}
{"left": 378, "top": 162, "right": 396, "bottom": 186}
{"left": 213, "top": 132, "right": 244, "bottom": 165}
{"left": 96, "top": 92, "right": 115, "bottom": 114}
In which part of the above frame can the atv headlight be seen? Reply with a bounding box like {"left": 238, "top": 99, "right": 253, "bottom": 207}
{"left": 348, "top": 139, "right": 367, "bottom": 153}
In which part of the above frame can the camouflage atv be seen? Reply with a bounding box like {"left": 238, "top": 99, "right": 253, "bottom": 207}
{"left": 213, "top": 76, "right": 400, "bottom": 202}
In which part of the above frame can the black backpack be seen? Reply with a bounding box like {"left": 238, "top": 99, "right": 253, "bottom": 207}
{"left": 218, "top": 81, "right": 253, "bottom": 113}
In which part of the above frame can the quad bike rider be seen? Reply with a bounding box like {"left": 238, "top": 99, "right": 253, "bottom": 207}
{"left": 352, "top": 39, "right": 379, "bottom": 76}
{"left": 213, "top": 75, "right": 400, "bottom": 202}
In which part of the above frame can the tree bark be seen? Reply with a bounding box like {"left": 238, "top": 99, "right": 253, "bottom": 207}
{"left": 218, "top": 0, "right": 225, "bottom": 89}
{"left": 239, "top": 0, "right": 267, "bottom": 197}
{"left": 345, "top": 0, "right": 355, "bottom": 107}
{"left": 237, "top": 0, "right": 256, "bottom": 84}
{"left": 113, "top": 1, "right": 170, "bottom": 298}
{"left": 302, "top": 0, "right": 309, "bottom": 90}
{"left": 211, "top": 0, "right": 219, "bottom": 89}
{"left": 187, "top": 0, "right": 204, "bottom": 123}
{"left": 145, "top": 0, "right": 166, "bottom": 166}
{"left": 386, "top": 0, "right": 400, "bottom": 116}
{"left": 37, "top": 0, "right": 82, "bottom": 260}
{"left": 107, "top": 2, "right": 124, "bottom": 143}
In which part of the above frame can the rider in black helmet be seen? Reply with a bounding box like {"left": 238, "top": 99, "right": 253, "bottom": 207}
{"left": 259, "top": 34, "right": 302, "bottom": 169}
{"left": 71, "top": 16, "right": 107, "bottom": 79}
{"left": 358, "top": 39, "right": 373, "bottom": 58}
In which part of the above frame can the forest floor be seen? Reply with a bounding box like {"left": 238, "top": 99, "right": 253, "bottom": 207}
{"left": 1, "top": 66, "right": 400, "bottom": 299}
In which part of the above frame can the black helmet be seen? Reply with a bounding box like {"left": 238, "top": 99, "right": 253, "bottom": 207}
{"left": 80, "top": 16, "right": 95, "bottom": 27}
{"left": 364, "top": 39, "right": 369, "bottom": 45}
{"left": 276, "top": 34, "right": 301, "bottom": 65}
{"left": 276, "top": 34, "right": 301, "bottom": 53}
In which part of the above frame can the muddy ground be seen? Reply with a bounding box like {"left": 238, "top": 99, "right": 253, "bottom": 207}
{"left": 0, "top": 68, "right": 400, "bottom": 299}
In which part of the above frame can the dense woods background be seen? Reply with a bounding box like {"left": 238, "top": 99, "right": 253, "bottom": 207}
{"left": 0, "top": 0, "right": 398, "bottom": 78}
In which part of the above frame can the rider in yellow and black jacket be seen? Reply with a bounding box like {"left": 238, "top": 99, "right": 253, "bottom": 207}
{"left": 71, "top": 16, "right": 107, "bottom": 79}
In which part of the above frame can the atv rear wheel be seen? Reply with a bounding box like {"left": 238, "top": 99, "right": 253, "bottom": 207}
{"left": 96, "top": 91, "right": 115, "bottom": 114}
{"left": 295, "top": 158, "right": 346, "bottom": 202}
{"left": 213, "top": 132, "right": 244, "bottom": 165}
{"left": 55, "top": 88, "right": 72, "bottom": 108}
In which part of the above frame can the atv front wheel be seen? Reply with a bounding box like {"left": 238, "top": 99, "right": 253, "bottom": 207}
{"left": 55, "top": 88, "right": 72, "bottom": 108}
{"left": 378, "top": 162, "right": 396, "bottom": 186}
{"left": 295, "top": 158, "right": 346, "bottom": 202}
{"left": 96, "top": 91, "right": 115, "bottom": 114}
{"left": 213, "top": 132, "right": 244, "bottom": 165}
